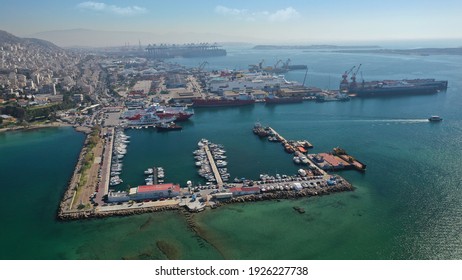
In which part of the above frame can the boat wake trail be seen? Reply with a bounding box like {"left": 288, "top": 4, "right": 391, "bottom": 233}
{"left": 316, "top": 119, "right": 430, "bottom": 124}
{"left": 352, "top": 119, "right": 430, "bottom": 124}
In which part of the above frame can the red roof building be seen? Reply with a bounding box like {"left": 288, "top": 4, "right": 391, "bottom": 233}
{"left": 129, "top": 183, "right": 181, "bottom": 200}
{"left": 229, "top": 186, "right": 261, "bottom": 197}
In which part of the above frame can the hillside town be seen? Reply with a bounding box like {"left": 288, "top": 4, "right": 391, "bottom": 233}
{"left": 0, "top": 29, "right": 326, "bottom": 131}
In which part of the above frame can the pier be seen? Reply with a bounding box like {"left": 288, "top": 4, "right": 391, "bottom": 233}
{"left": 203, "top": 144, "right": 223, "bottom": 189}
{"left": 253, "top": 124, "right": 365, "bottom": 174}
{"left": 152, "top": 167, "right": 159, "bottom": 184}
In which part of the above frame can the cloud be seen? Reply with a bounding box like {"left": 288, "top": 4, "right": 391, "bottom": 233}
{"left": 214, "top": 5, "right": 257, "bottom": 21}
{"left": 215, "top": 6, "right": 248, "bottom": 17}
{"left": 77, "top": 1, "right": 147, "bottom": 16}
{"left": 268, "top": 7, "right": 300, "bottom": 22}
{"left": 214, "top": 5, "right": 299, "bottom": 22}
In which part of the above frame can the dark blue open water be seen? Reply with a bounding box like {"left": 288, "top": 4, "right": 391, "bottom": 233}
{"left": 1, "top": 47, "right": 461, "bottom": 259}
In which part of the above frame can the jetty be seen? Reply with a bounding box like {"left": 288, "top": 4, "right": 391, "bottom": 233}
{"left": 203, "top": 144, "right": 224, "bottom": 189}
{"left": 253, "top": 124, "right": 365, "bottom": 174}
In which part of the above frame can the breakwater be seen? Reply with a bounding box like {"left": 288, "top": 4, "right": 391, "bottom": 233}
{"left": 58, "top": 204, "right": 180, "bottom": 221}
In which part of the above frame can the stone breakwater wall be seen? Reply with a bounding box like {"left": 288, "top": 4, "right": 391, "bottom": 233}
{"left": 222, "top": 182, "right": 353, "bottom": 205}
{"left": 57, "top": 205, "right": 180, "bottom": 221}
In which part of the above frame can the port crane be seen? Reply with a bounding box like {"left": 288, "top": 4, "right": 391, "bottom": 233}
{"left": 258, "top": 59, "right": 265, "bottom": 70}
{"left": 248, "top": 59, "right": 265, "bottom": 72}
{"left": 282, "top": 58, "right": 291, "bottom": 70}
{"left": 302, "top": 68, "right": 309, "bottom": 87}
{"left": 350, "top": 64, "right": 362, "bottom": 88}
{"left": 274, "top": 59, "right": 283, "bottom": 70}
{"left": 340, "top": 66, "right": 356, "bottom": 91}
{"left": 198, "top": 61, "right": 208, "bottom": 72}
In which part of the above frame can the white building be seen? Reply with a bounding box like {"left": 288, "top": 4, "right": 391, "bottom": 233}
{"left": 107, "top": 183, "right": 181, "bottom": 203}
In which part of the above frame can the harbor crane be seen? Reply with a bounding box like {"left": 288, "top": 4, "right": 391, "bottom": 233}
{"left": 342, "top": 66, "right": 356, "bottom": 80}
{"left": 258, "top": 59, "right": 265, "bottom": 70}
{"left": 350, "top": 64, "right": 362, "bottom": 87}
{"left": 248, "top": 59, "right": 265, "bottom": 72}
{"left": 198, "top": 61, "right": 208, "bottom": 71}
{"left": 302, "top": 68, "right": 309, "bottom": 87}
{"left": 274, "top": 59, "right": 283, "bottom": 70}
{"left": 282, "top": 58, "right": 291, "bottom": 70}
{"left": 340, "top": 65, "right": 356, "bottom": 91}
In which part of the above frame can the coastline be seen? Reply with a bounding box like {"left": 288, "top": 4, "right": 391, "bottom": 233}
{"left": 0, "top": 122, "right": 91, "bottom": 134}
{"left": 0, "top": 121, "right": 71, "bottom": 133}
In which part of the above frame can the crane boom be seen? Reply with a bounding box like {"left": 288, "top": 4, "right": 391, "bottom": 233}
{"left": 352, "top": 64, "right": 362, "bottom": 78}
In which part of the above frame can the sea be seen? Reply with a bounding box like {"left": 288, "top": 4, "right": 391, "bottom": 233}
{"left": 1, "top": 45, "right": 462, "bottom": 260}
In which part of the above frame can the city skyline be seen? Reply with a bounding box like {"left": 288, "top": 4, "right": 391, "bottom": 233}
{"left": 1, "top": 0, "right": 462, "bottom": 47}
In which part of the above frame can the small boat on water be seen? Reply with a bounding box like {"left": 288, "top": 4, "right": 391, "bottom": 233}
{"left": 428, "top": 115, "right": 443, "bottom": 122}
{"left": 156, "top": 122, "right": 182, "bottom": 131}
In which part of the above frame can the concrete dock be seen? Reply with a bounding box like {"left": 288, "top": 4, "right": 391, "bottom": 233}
{"left": 203, "top": 144, "right": 223, "bottom": 189}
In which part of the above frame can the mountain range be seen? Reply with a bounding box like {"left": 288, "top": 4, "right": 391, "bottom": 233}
{"left": 30, "top": 29, "right": 261, "bottom": 48}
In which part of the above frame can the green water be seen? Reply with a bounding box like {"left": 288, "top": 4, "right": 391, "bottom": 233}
{"left": 2, "top": 51, "right": 462, "bottom": 259}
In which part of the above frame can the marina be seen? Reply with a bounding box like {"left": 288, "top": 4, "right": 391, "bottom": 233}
{"left": 58, "top": 106, "right": 368, "bottom": 220}
{"left": 58, "top": 124, "right": 359, "bottom": 219}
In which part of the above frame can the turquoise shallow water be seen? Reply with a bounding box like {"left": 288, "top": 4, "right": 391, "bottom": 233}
{"left": 1, "top": 49, "right": 462, "bottom": 259}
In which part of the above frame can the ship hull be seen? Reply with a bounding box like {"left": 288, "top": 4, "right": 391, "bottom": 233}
{"left": 157, "top": 112, "right": 193, "bottom": 122}
{"left": 351, "top": 86, "right": 440, "bottom": 97}
{"left": 265, "top": 97, "right": 303, "bottom": 104}
{"left": 346, "top": 78, "right": 448, "bottom": 97}
{"left": 156, "top": 126, "right": 182, "bottom": 132}
{"left": 192, "top": 99, "right": 255, "bottom": 107}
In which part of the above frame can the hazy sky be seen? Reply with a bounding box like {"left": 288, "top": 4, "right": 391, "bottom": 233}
{"left": 2, "top": 0, "right": 462, "bottom": 45}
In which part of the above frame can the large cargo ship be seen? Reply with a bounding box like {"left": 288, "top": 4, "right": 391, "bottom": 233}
{"left": 340, "top": 65, "right": 448, "bottom": 97}
{"left": 192, "top": 93, "right": 255, "bottom": 107}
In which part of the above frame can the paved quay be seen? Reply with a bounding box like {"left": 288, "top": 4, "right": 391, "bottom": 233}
{"left": 95, "top": 127, "right": 113, "bottom": 205}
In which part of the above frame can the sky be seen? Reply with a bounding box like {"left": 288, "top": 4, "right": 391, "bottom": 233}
{"left": 1, "top": 0, "right": 462, "bottom": 47}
